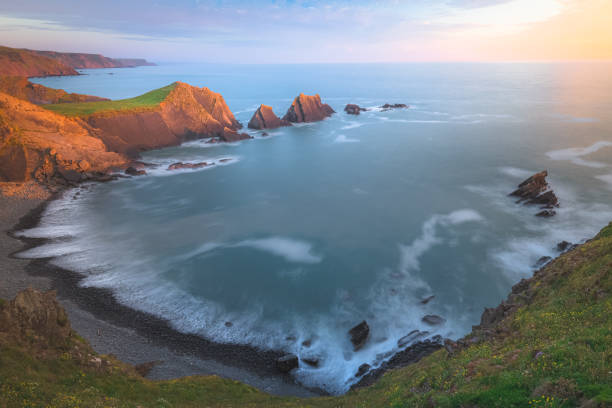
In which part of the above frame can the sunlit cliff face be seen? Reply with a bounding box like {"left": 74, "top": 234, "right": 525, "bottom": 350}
{"left": 0, "top": 0, "right": 610, "bottom": 62}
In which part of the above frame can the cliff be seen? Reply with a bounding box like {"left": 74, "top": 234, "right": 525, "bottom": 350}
{"left": 282, "top": 93, "right": 335, "bottom": 123}
{"left": 0, "top": 45, "right": 154, "bottom": 77}
{"left": 248, "top": 104, "right": 291, "bottom": 129}
{"left": 0, "top": 46, "right": 78, "bottom": 77}
{"left": 2, "top": 224, "right": 610, "bottom": 407}
{"left": 0, "top": 92, "right": 125, "bottom": 183}
{"left": 78, "top": 82, "right": 249, "bottom": 155}
{"left": 32, "top": 50, "right": 155, "bottom": 69}
{"left": 0, "top": 76, "right": 109, "bottom": 105}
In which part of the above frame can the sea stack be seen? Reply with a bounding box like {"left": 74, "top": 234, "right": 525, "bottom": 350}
{"left": 510, "top": 170, "right": 559, "bottom": 214}
{"left": 282, "top": 93, "right": 335, "bottom": 123}
{"left": 248, "top": 104, "right": 291, "bottom": 130}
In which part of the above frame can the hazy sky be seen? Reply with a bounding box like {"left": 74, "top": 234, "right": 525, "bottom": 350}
{"left": 1, "top": 0, "right": 610, "bottom": 63}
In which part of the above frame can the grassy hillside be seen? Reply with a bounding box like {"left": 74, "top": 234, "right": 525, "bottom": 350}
{"left": 1, "top": 223, "right": 611, "bottom": 408}
{"left": 43, "top": 83, "right": 176, "bottom": 117}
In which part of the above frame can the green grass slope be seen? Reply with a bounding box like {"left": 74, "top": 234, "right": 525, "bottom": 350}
{"left": 42, "top": 83, "right": 176, "bottom": 117}
{"left": 1, "top": 223, "right": 611, "bottom": 408}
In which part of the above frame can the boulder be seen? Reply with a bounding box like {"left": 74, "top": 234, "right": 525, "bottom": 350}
{"left": 248, "top": 105, "right": 291, "bottom": 129}
{"left": 348, "top": 320, "right": 370, "bottom": 351}
{"left": 344, "top": 104, "right": 367, "bottom": 115}
{"left": 557, "top": 241, "right": 576, "bottom": 252}
{"left": 536, "top": 210, "right": 556, "bottom": 217}
{"left": 422, "top": 315, "right": 446, "bottom": 326}
{"left": 276, "top": 354, "right": 299, "bottom": 373}
{"left": 535, "top": 256, "right": 552, "bottom": 268}
{"left": 510, "top": 171, "right": 559, "bottom": 211}
{"left": 282, "top": 93, "right": 335, "bottom": 123}
{"left": 420, "top": 295, "right": 435, "bottom": 305}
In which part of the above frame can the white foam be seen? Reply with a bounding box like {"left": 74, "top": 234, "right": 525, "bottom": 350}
{"left": 499, "top": 167, "right": 534, "bottom": 178}
{"left": 333, "top": 134, "right": 360, "bottom": 143}
{"left": 235, "top": 237, "right": 322, "bottom": 264}
{"left": 546, "top": 141, "right": 612, "bottom": 168}
{"left": 596, "top": 174, "right": 612, "bottom": 190}
{"left": 340, "top": 122, "right": 364, "bottom": 130}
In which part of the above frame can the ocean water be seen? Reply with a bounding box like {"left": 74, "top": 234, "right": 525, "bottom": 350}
{"left": 23, "top": 62, "right": 612, "bottom": 394}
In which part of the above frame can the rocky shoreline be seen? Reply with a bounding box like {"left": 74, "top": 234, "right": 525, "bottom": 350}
{"left": 3, "top": 191, "right": 320, "bottom": 397}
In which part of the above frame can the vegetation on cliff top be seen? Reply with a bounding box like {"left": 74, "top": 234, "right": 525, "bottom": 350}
{"left": 1, "top": 223, "right": 611, "bottom": 407}
{"left": 43, "top": 83, "right": 177, "bottom": 117}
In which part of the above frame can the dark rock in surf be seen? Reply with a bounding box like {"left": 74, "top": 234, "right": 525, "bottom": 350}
{"left": 302, "top": 357, "right": 320, "bottom": 367}
{"left": 248, "top": 104, "right": 291, "bottom": 130}
{"left": 422, "top": 315, "right": 446, "bottom": 326}
{"left": 167, "top": 161, "right": 210, "bottom": 171}
{"left": 397, "top": 330, "right": 427, "bottom": 348}
{"left": 125, "top": 166, "right": 146, "bottom": 176}
{"left": 349, "top": 320, "right": 370, "bottom": 351}
{"left": 510, "top": 170, "right": 559, "bottom": 211}
{"left": 557, "top": 241, "right": 576, "bottom": 252}
{"left": 380, "top": 103, "right": 408, "bottom": 111}
{"left": 535, "top": 256, "right": 552, "bottom": 268}
{"left": 355, "top": 363, "right": 371, "bottom": 377}
{"left": 420, "top": 295, "right": 435, "bottom": 305}
{"left": 276, "top": 354, "right": 299, "bottom": 373}
{"left": 536, "top": 209, "right": 556, "bottom": 217}
{"left": 344, "top": 104, "right": 367, "bottom": 115}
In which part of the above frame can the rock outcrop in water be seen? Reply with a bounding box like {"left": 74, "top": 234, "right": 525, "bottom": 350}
{"left": 349, "top": 321, "right": 370, "bottom": 351}
{"left": 344, "top": 104, "right": 367, "bottom": 115}
{"left": 282, "top": 93, "right": 335, "bottom": 123}
{"left": 248, "top": 105, "right": 291, "bottom": 130}
{"left": 380, "top": 103, "right": 408, "bottom": 111}
{"left": 510, "top": 170, "right": 559, "bottom": 214}
{"left": 0, "top": 76, "right": 109, "bottom": 105}
{"left": 167, "top": 161, "right": 210, "bottom": 171}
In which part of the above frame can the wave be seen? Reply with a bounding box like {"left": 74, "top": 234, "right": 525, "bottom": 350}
{"left": 333, "top": 134, "right": 360, "bottom": 143}
{"left": 546, "top": 141, "right": 612, "bottom": 168}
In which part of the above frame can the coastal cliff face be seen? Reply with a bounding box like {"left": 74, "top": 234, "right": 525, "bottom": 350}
{"left": 0, "top": 45, "right": 154, "bottom": 77}
{"left": 0, "top": 92, "right": 125, "bottom": 183}
{"left": 87, "top": 82, "right": 249, "bottom": 156}
{"left": 0, "top": 46, "right": 78, "bottom": 77}
{"left": 0, "top": 76, "right": 109, "bottom": 105}
{"left": 282, "top": 93, "right": 335, "bottom": 123}
{"left": 32, "top": 50, "right": 155, "bottom": 69}
{"left": 248, "top": 105, "right": 291, "bottom": 129}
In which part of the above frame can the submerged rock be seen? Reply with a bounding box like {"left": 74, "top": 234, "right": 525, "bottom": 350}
{"left": 420, "top": 295, "right": 435, "bottom": 305}
{"left": 422, "top": 315, "right": 446, "bottom": 326}
{"left": 349, "top": 320, "right": 370, "bottom": 351}
{"left": 510, "top": 170, "right": 559, "bottom": 211}
{"left": 276, "top": 354, "right": 299, "bottom": 373}
{"left": 301, "top": 357, "right": 320, "bottom": 367}
{"left": 344, "top": 104, "right": 367, "bottom": 115}
{"left": 535, "top": 256, "right": 552, "bottom": 268}
{"left": 282, "top": 93, "right": 335, "bottom": 123}
{"left": 536, "top": 209, "right": 556, "bottom": 217}
{"left": 248, "top": 104, "right": 291, "bottom": 129}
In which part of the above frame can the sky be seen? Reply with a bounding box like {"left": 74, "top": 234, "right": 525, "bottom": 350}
{"left": 0, "top": 0, "right": 610, "bottom": 63}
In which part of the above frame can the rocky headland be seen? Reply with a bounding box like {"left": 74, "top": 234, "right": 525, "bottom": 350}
{"left": 0, "top": 45, "right": 154, "bottom": 77}
{"left": 248, "top": 104, "right": 291, "bottom": 129}
{"left": 282, "top": 93, "right": 335, "bottom": 123}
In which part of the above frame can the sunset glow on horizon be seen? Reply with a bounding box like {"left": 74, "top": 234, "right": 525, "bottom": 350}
{"left": 0, "top": 0, "right": 610, "bottom": 63}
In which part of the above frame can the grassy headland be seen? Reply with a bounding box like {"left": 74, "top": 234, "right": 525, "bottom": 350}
{"left": 42, "top": 83, "right": 176, "bottom": 117}
{"left": 1, "top": 223, "right": 611, "bottom": 407}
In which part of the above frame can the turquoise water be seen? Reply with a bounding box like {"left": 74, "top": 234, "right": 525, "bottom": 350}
{"left": 24, "top": 62, "right": 612, "bottom": 393}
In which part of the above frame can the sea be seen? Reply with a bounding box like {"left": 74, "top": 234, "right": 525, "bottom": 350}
{"left": 20, "top": 62, "right": 612, "bottom": 394}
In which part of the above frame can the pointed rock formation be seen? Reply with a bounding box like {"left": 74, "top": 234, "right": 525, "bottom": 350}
{"left": 248, "top": 104, "right": 291, "bottom": 130}
{"left": 282, "top": 93, "right": 335, "bottom": 123}
{"left": 510, "top": 170, "right": 559, "bottom": 212}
